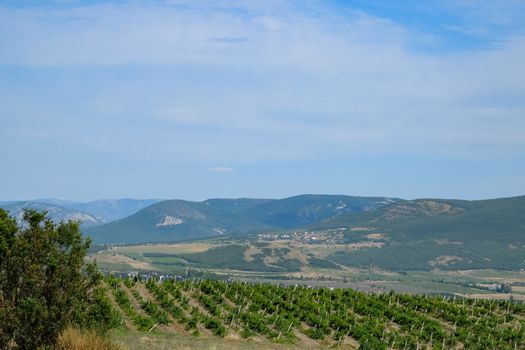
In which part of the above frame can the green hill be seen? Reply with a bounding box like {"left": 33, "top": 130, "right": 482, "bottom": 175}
{"left": 86, "top": 199, "right": 251, "bottom": 244}
{"left": 311, "top": 196, "right": 525, "bottom": 270}
{"left": 243, "top": 194, "right": 399, "bottom": 228}
{"left": 86, "top": 195, "right": 399, "bottom": 244}
{"left": 314, "top": 196, "right": 525, "bottom": 243}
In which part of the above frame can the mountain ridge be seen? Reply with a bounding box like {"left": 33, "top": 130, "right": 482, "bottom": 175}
{"left": 309, "top": 195, "right": 525, "bottom": 270}
{"left": 312, "top": 195, "right": 525, "bottom": 242}
{"left": 0, "top": 198, "right": 162, "bottom": 228}
{"left": 86, "top": 195, "right": 402, "bottom": 244}
{"left": 0, "top": 201, "right": 103, "bottom": 228}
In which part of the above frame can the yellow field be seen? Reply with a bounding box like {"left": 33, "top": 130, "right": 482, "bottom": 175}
{"left": 113, "top": 243, "right": 216, "bottom": 255}
{"left": 455, "top": 293, "right": 525, "bottom": 301}
{"left": 89, "top": 253, "right": 156, "bottom": 271}
{"left": 511, "top": 286, "right": 525, "bottom": 294}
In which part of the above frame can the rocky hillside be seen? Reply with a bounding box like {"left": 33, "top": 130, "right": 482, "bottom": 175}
{"left": 0, "top": 201, "right": 103, "bottom": 228}
{"left": 34, "top": 198, "right": 161, "bottom": 223}
{"left": 0, "top": 198, "right": 161, "bottom": 228}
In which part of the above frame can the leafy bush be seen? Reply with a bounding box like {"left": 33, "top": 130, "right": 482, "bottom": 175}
{"left": 0, "top": 209, "right": 118, "bottom": 349}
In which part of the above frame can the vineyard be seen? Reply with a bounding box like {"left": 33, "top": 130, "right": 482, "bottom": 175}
{"left": 106, "top": 277, "right": 525, "bottom": 349}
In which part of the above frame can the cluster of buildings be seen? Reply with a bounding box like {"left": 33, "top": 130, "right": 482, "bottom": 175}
{"left": 257, "top": 228, "right": 347, "bottom": 244}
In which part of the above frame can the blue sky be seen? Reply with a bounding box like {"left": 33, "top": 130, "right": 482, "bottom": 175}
{"left": 1, "top": 0, "right": 524, "bottom": 201}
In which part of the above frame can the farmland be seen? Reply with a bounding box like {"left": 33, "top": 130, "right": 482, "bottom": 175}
{"left": 90, "top": 241, "right": 525, "bottom": 299}
{"left": 106, "top": 277, "right": 525, "bottom": 349}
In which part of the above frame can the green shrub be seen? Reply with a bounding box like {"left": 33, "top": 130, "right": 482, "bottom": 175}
{"left": 0, "top": 209, "right": 118, "bottom": 349}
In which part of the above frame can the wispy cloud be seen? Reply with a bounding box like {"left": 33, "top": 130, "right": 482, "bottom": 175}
{"left": 0, "top": 1, "right": 524, "bottom": 200}
{"left": 208, "top": 167, "right": 234, "bottom": 173}
{"left": 208, "top": 37, "right": 250, "bottom": 44}
{"left": 1, "top": 1, "right": 524, "bottom": 164}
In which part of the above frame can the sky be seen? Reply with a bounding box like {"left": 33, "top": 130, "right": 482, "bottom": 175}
{"left": 1, "top": 0, "right": 524, "bottom": 201}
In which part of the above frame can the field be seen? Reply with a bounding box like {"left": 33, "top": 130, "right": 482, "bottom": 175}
{"left": 105, "top": 277, "right": 525, "bottom": 349}
{"left": 90, "top": 241, "right": 525, "bottom": 299}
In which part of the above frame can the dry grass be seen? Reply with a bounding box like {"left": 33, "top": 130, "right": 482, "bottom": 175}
{"left": 90, "top": 253, "right": 155, "bottom": 271}
{"left": 56, "top": 327, "right": 120, "bottom": 350}
{"left": 243, "top": 245, "right": 262, "bottom": 262}
{"left": 114, "top": 331, "right": 306, "bottom": 350}
{"left": 114, "top": 243, "right": 213, "bottom": 254}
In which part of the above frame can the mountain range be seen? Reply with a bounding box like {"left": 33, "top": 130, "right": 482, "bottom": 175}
{"left": 3, "top": 194, "right": 525, "bottom": 270}
{"left": 86, "top": 195, "right": 401, "bottom": 244}
{"left": 78, "top": 194, "right": 525, "bottom": 271}
{"left": 0, "top": 198, "right": 161, "bottom": 228}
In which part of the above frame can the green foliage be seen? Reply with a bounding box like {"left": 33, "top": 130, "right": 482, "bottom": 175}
{"left": 0, "top": 209, "right": 118, "bottom": 349}
{"left": 182, "top": 245, "right": 286, "bottom": 272}
{"left": 109, "top": 277, "right": 525, "bottom": 349}
{"left": 109, "top": 280, "right": 155, "bottom": 331}
{"left": 304, "top": 327, "right": 324, "bottom": 340}
{"left": 308, "top": 256, "right": 340, "bottom": 269}
{"left": 330, "top": 240, "right": 525, "bottom": 271}
{"left": 178, "top": 245, "right": 303, "bottom": 272}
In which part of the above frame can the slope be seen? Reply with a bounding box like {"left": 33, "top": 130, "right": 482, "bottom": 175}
{"left": 35, "top": 198, "right": 161, "bottom": 223}
{"left": 86, "top": 195, "right": 400, "bottom": 244}
{"left": 312, "top": 196, "right": 525, "bottom": 270}
{"left": 314, "top": 196, "right": 525, "bottom": 243}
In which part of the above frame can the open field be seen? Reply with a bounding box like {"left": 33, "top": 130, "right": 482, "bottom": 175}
{"left": 115, "top": 243, "right": 215, "bottom": 255}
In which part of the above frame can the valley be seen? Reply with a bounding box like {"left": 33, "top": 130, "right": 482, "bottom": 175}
{"left": 91, "top": 239, "right": 525, "bottom": 301}
{"left": 7, "top": 194, "right": 525, "bottom": 298}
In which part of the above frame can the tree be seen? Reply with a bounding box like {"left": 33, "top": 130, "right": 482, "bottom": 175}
{"left": 0, "top": 209, "right": 117, "bottom": 349}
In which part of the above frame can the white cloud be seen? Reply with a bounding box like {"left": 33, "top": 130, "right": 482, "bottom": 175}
{"left": 0, "top": 0, "right": 524, "bottom": 165}
{"left": 208, "top": 167, "right": 234, "bottom": 173}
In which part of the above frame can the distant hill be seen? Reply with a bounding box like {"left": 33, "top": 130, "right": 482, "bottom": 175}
{"left": 86, "top": 199, "right": 253, "bottom": 244}
{"left": 0, "top": 201, "right": 103, "bottom": 228}
{"left": 313, "top": 196, "right": 525, "bottom": 243}
{"left": 86, "top": 195, "right": 401, "bottom": 244}
{"left": 311, "top": 196, "right": 525, "bottom": 270}
{"left": 34, "top": 198, "right": 161, "bottom": 223}
{"left": 243, "top": 194, "right": 399, "bottom": 228}
{"left": 0, "top": 198, "right": 161, "bottom": 228}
